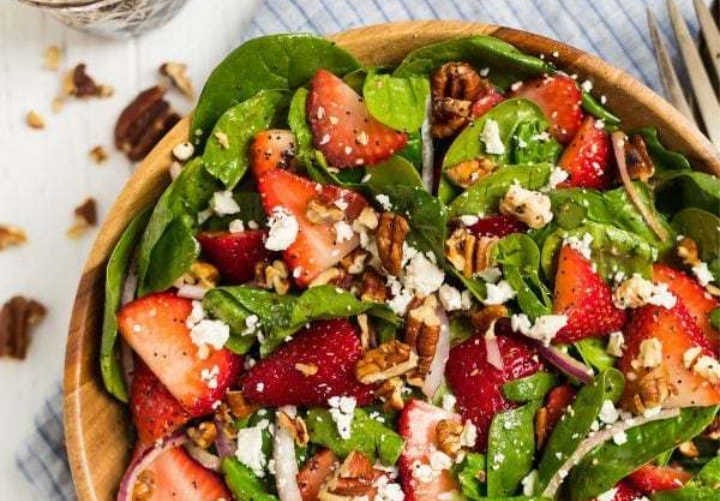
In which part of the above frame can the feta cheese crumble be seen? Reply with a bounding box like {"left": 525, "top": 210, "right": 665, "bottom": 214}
{"left": 333, "top": 220, "right": 354, "bottom": 243}
{"left": 692, "top": 262, "right": 714, "bottom": 287}
{"left": 607, "top": 331, "right": 625, "bottom": 357}
{"left": 375, "top": 194, "right": 393, "bottom": 211}
{"left": 210, "top": 190, "right": 240, "bottom": 216}
{"left": 511, "top": 313, "right": 568, "bottom": 346}
{"left": 598, "top": 400, "right": 619, "bottom": 424}
{"left": 438, "top": 284, "right": 463, "bottom": 311}
{"left": 265, "top": 207, "right": 299, "bottom": 251}
{"left": 483, "top": 280, "right": 517, "bottom": 305}
{"left": 228, "top": 219, "right": 245, "bottom": 233}
{"left": 481, "top": 119, "right": 506, "bottom": 155}
{"left": 328, "top": 396, "right": 356, "bottom": 439}
{"left": 235, "top": 426, "right": 267, "bottom": 477}
{"left": 563, "top": 233, "right": 593, "bottom": 260}
{"left": 499, "top": 184, "right": 553, "bottom": 229}
{"left": 613, "top": 274, "right": 677, "bottom": 310}
{"left": 544, "top": 166, "right": 570, "bottom": 191}
{"left": 404, "top": 251, "right": 445, "bottom": 296}
{"left": 638, "top": 338, "right": 663, "bottom": 368}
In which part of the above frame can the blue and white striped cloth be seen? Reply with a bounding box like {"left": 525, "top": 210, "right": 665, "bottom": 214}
{"left": 16, "top": 0, "right": 701, "bottom": 499}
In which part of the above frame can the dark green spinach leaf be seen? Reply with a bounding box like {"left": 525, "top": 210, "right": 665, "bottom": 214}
{"left": 655, "top": 169, "right": 720, "bottom": 217}
{"left": 363, "top": 70, "right": 430, "bottom": 131}
{"left": 222, "top": 458, "right": 278, "bottom": 501}
{"left": 581, "top": 92, "right": 621, "bottom": 126}
{"left": 633, "top": 127, "right": 691, "bottom": 171}
{"left": 503, "top": 372, "right": 558, "bottom": 403}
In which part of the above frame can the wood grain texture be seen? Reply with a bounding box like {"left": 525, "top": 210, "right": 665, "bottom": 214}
{"left": 64, "top": 20, "right": 720, "bottom": 501}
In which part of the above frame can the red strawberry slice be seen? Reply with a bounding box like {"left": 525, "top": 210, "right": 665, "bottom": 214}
{"left": 240, "top": 319, "right": 373, "bottom": 407}
{"left": 653, "top": 264, "right": 720, "bottom": 351}
{"left": 307, "top": 69, "right": 407, "bottom": 168}
{"left": 398, "top": 400, "right": 461, "bottom": 501}
{"left": 258, "top": 169, "right": 368, "bottom": 286}
{"left": 602, "top": 480, "right": 645, "bottom": 501}
{"left": 132, "top": 445, "right": 231, "bottom": 500}
{"left": 558, "top": 116, "right": 614, "bottom": 189}
{"left": 470, "top": 90, "right": 505, "bottom": 118}
{"left": 445, "top": 325, "right": 543, "bottom": 449}
{"left": 466, "top": 214, "right": 527, "bottom": 238}
{"left": 250, "top": 129, "right": 297, "bottom": 179}
{"left": 298, "top": 449, "right": 338, "bottom": 501}
{"left": 510, "top": 74, "right": 583, "bottom": 144}
{"left": 119, "top": 293, "right": 242, "bottom": 416}
{"left": 552, "top": 245, "right": 626, "bottom": 343}
{"left": 619, "top": 301, "right": 720, "bottom": 409}
{"left": 626, "top": 464, "right": 691, "bottom": 493}
{"left": 130, "top": 360, "right": 191, "bottom": 446}
{"left": 543, "top": 384, "right": 576, "bottom": 435}
{"left": 197, "top": 230, "right": 272, "bottom": 285}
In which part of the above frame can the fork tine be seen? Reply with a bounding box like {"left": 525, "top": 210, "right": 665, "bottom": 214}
{"left": 667, "top": 0, "right": 720, "bottom": 145}
{"left": 647, "top": 8, "right": 697, "bottom": 123}
{"left": 693, "top": 0, "right": 720, "bottom": 82}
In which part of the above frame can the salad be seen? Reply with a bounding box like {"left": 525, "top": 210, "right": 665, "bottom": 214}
{"left": 101, "top": 33, "right": 720, "bottom": 501}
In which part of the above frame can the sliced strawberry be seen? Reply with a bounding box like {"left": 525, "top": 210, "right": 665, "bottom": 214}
{"left": 553, "top": 245, "right": 626, "bottom": 343}
{"left": 619, "top": 302, "right": 720, "bottom": 408}
{"left": 445, "top": 325, "right": 543, "bottom": 449}
{"left": 466, "top": 214, "right": 527, "bottom": 238}
{"left": 653, "top": 264, "right": 720, "bottom": 350}
{"left": 626, "top": 464, "right": 691, "bottom": 493}
{"left": 118, "top": 293, "right": 242, "bottom": 416}
{"left": 133, "top": 445, "right": 231, "bottom": 500}
{"left": 510, "top": 74, "right": 583, "bottom": 143}
{"left": 601, "top": 480, "right": 645, "bottom": 501}
{"left": 298, "top": 449, "right": 338, "bottom": 501}
{"left": 398, "top": 400, "right": 461, "bottom": 501}
{"left": 250, "top": 129, "right": 297, "bottom": 179}
{"left": 197, "top": 230, "right": 272, "bottom": 285}
{"left": 543, "top": 384, "right": 576, "bottom": 435}
{"left": 130, "top": 360, "right": 190, "bottom": 446}
{"left": 258, "top": 169, "right": 368, "bottom": 286}
{"left": 470, "top": 90, "right": 505, "bottom": 118}
{"left": 558, "top": 116, "right": 614, "bottom": 189}
{"left": 240, "top": 319, "right": 373, "bottom": 407}
{"left": 307, "top": 69, "right": 407, "bottom": 168}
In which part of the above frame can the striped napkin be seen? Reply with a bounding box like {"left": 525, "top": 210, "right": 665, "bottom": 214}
{"left": 16, "top": 0, "right": 701, "bottom": 499}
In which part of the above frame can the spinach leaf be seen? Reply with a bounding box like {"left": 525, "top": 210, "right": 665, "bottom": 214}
{"left": 342, "top": 67, "right": 367, "bottom": 93}
{"left": 192, "top": 34, "right": 360, "bottom": 146}
{"left": 137, "top": 158, "right": 220, "bottom": 296}
{"left": 536, "top": 369, "right": 624, "bottom": 494}
{"left": 201, "top": 288, "right": 257, "bottom": 354}
{"left": 711, "top": 308, "right": 720, "bottom": 331}
{"left": 201, "top": 191, "right": 266, "bottom": 232}
{"left": 443, "top": 99, "right": 549, "bottom": 170}
{"left": 581, "top": 92, "right": 621, "bottom": 126}
{"left": 221, "top": 458, "right": 278, "bottom": 501}
{"left": 492, "top": 234, "right": 552, "bottom": 319}
{"left": 100, "top": 207, "right": 151, "bottom": 402}
{"left": 448, "top": 163, "right": 552, "bottom": 219}
{"left": 487, "top": 402, "right": 539, "bottom": 497}
{"left": 203, "top": 90, "right": 290, "bottom": 189}
{"left": 653, "top": 456, "right": 720, "bottom": 500}
{"left": 512, "top": 119, "right": 562, "bottom": 164}
{"left": 144, "top": 216, "right": 199, "bottom": 299}
{"left": 672, "top": 208, "right": 720, "bottom": 281}
{"left": 364, "top": 154, "right": 425, "bottom": 191}
{"left": 393, "top": 36, "right": 551, "bottom": 89}
{"left": 633, "top": 127, "right": 691, "bottom": 171}
{"left": 574, "top": 338, "right": 616, "bottom": 372}
{"left": 567, "top": 406, "right": 719, "bottom": 500}
{"left": 288, "top": 87, "right": 314, "bottom": 167}
{"left": 550, "top": 188, "right": 612, "bottom": 230}
{"left": 449, "top": 314, "right": 475, "bottom": 344}
{"left": 655, "top": 169, "right": 720, "bottom": 217}
{"left": 306, "top": 407, "right": 405, "bottom": 465}
{"left": 363, "top": 70, "right": 430, "bottom": 132}
{"left": 502, "top": 372, "right": 558, "bottom": 403}
{"left": 540, "top": 222, "right": 657, "bottom": 281}
{"left": 397, "top": 130, "right": 424, "bottom": 168}
{"left": 457, "top": 452, "right": 486, "bottom": 500}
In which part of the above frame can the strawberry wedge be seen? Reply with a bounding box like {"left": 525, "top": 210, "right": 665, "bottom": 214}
{"left": 197, "top": 229, "right": 272, "bottom": 285}
{"left": 250, "top": 129, "right": 297, "bottom": 179}
{"left": 307, "top": 69, "right": 407, "bottom": 168}
{"left": 119, "top": 293, "right": 242, "bottom": 416}
{"left": 558, "top": 116, "right": 614, "bottom": 189}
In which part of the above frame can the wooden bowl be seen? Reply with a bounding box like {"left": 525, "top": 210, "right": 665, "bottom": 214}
{"left": 64, "top": 20, "right": 720, "bottom": 500}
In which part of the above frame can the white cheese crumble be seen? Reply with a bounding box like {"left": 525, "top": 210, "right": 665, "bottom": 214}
{"left": 265, "top": 207, "right": 299, "bottom": 251}
{"left": 500, "top": 184, "right": 553, "bottom": 229}
{"left": 375, "top": 194, "right": 393, "bottom": 211}
{"left": 481, "top": 119, "right": 506, "bottom": 155}
{"left": 228, "top": 219, "right": 245, "bottom": 233}
{"left": 598, "top": 400, "right": 619, "bottom": 424}
{"left": 438, "top": 284, "right": 463, "bottom": 311}
{"left": 190, "top": 319, "right": 230, "bottom": 353}
{"left": 404, "top": 251, "right": 445, "bottom": 296}
{"left": 612, "top": 430, "right": 628, "bottom": 445}
{"left": 333, "top": 220, "right": 354, "bottom": 243}
{"left": 200, "top": 365, "right": 220, "bottom": 389}
{"left": 328, "top": 396, "right": 356, "bottom": 439}
{"left": 429, "top": 450, "right": 453, "bottom": 472}
{"left": 563, "top": 233, "right": 593, "bottom": 260}
{"left": 521, "top": 470, "right": 538, "bottom": 496}
{"left": 580, "top": 79, "right": 593, "bottom": 92}
{"left": 607, "top": 331, "right": 625, "bottom": 357}
{"left": 411, "top": 461, "right": 436, "bottom": 483}
{"left": 477, "top": 266, "right": 502, "bottom": 284}
{"left": 596, "top": 488, "right": 618, "bottom": 501}
{"left": 638, "top": 338, "right": 663, "bottom": 368}
{"left": 459, "top": 214, "right": 480, "bottom": 226}
{"left": 692, "top": 262, "right": 715, "bottom": 287}
{"left": 483, "top": 280, "right": 517, "bottom": 305}
{"left": 544, "top": 166, "right": 570, "bottom": 191}
{"left": 210, "top": 190, "right": 241, "bottom": 216}
{"left": 235, "top": 426, "right": 267, "bottom": 477}
{"left": 460, "top": 421, "right": 478, "bottom": 448}
{"left": 511, "top": 313, "right": 568, "bottom": 346}
{"left": 375, "top": 476, "right": 405, "bottom": 501}
{"left": 692, "top": 355, "right": 720, "bottom": 383}
{"left": 613, "top": 274, "right": 677, "bottom": 310}
{"left": 683, "top": 346, "right": 703, "bottom": 369}
{"left": 441, "top": 393, "right": 457, "bottom": 412}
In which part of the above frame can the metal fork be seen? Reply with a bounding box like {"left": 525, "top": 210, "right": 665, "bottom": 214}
{"left": 647, "top": 0, "right": 720, "bottom": 146}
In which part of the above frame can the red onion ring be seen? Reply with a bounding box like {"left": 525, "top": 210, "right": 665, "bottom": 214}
{"left": 536, "top": 343, "right": 594, "bottom": 384}
{"left": 420, "top": 96, "right": 435, "bottom": 192}
{"left": 213, "top": 415, "right": 237, "bottom": 458}
{"left": 184, "top": 442, "right": 221, "bottom": 471}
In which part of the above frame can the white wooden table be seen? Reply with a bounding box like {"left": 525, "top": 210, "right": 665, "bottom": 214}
{"left": 0, "top": 1, "right": 259, "bottom": 497}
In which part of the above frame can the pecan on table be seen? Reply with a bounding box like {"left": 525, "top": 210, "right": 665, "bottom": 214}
{"left": 0, "top": 296, "right": 46, "bottom": 359}
{"left": 67, "top": 197, "right": 98, "bottom": 239}
{"left": 0, "top": 225, "right": 27, "bottom": 251}
{"left": 159, "top": 62, "right": 195, "bottom": 100}
{"left": 376, "top": 212, "right": 410, "bottom": 276}
{"left": 63, "top": 63, "right": 113, "bottom": 98}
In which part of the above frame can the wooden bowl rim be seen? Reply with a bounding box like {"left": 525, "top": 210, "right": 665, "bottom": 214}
{"left": 64, "top": 20, "right": 720, "bottom": 501}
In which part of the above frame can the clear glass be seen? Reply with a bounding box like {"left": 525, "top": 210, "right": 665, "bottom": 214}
{"left": 18, "top": 0, "right": 189, "bottom": 38}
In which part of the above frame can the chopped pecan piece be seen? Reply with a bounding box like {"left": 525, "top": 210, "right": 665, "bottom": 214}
{"left": 43, "top": 45, "right": 63, "bottom": 71}
{"left": 376, "top": 377, "right": 405, "bottom": 411}
{"left": 64, "top": 63, "right": 113, "bottom": 98}
{"left": 89, "top": 145, "right": 108, "bottom": 165}
{"left": 25, "top": 110, "right": 45, "bottom": 129}
{"left": 499, "top": 185, "right": 553, "bottom": 229}
{"left": 0, "top": 296, "right": 46, "bottom": 359}
{"left": 356, "top": 340, "right": 418, "bottom": 384}
{"left": 295, "top": 362, "right": 319, "bottom": 376}
{"left": 445, "top": 227, "right": 497, "bottom": 278}
{"left": 359, "top": 269, "right": 388, "bottom": 303}
{"left": 431, "top": 97, "right": 472, "bottom": 138}
{"left": 445, "top": 157, "right": 495, "bottom": 188}
{"left": 340, "top": 248, "right": 369, "bottom": 275}
{"left": 628, "top": 372, "right": 671, "bottom": 414}
{"left": 321, "top": 451, "right": 380, "bottom": 498}
{"left": 114, "top": 86, "right": 180, "bottom": 161}
{"left": 436, "top": 419, "right": 463, "bottom": 458}
{"left": 624, "top": 134, "right": 655, "bottom": 181}
{"left": 704, "top": 416, "right": 720, "bottom": 440}
{"left": 298, "top": 449, "right": 338, "bottom": 500}
{"left": 535, "top": 406, "right": 550, "bottom": 449}
{"left": 678, "top": 441, "right": 699, "bottom": 458}
{"left": 159, "top": 62, "right": 195, "bottom": 99}
{"left": 470, "top": 305, "right": 509, "bottom": 333}
{"left": 186, "top": 421, "right": 217, "bottom": 449}
{"left": 0, "top": 225, "right": 27, "bottom": 251}
{"left": 306, "top": 198, "right": 345, "bottom": 224}
{"left": 277, "top": 410, "right": 310, "bottom": 446}
{"left": 376, "top": 212, "right": 410, "bottom": 276}
{"left": 676, "top": 236, "right": 700, "bottom": 267}
{"left": 133, "top": 470, "right": 154, "bottom": 500}
{"left": 356, "top": 313, "right": 374, "bottom": 350}
{"left": 225, "top": 391, "right": 258, "bottom": 420}
{"left": 405, "top": 295, "right": 441, "bottom": 376}
{"left": 67, "top": 197, "right": 98, "bottom": 238}
{"left": 255, "top": 260, "right": 290, "bottom": 295}
{"left": 308, "top": 267, "right": 346, "bottom": 288}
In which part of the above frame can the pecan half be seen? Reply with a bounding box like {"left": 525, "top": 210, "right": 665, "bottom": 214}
{"left": 676, "top": 236, "right": 700, "bottom": 267}
{"left": 321, "top": 451, "right": 380, "bottom": 498}
{"left": 89, "top": 145, "right": 108, "bottom": 165}
{"left": 225, "top": 391, "right": 258, "bottom": 420}
{"left": 431, "top": 97, "right": 472, "bottom": 138}
{"left": 0, "top": 225, "right": 27, "bottom": 251}
{"left": 359, "top": 268, "right": 388, "bottom": 303}
{"left": 624, "top": 134, "right": 655, "bottom": 181}
{"left": 255, "top": 260, "right": 290, "bottom": 295}
{"left": 432, "top": 62, "right": 487, "bottom": 101}
{"left": 405, "top": 295, "right": 441, "bottom": 376}
{"left": 445, "top": 227, "right": 497, "bottom": 278}
{"left": 277, "top": 410, "right": 310, "bottom": 446}
{"left": 0, "top": 296, "right": 46, "bottom": 359}
{"left": 298, "top": 449, "right": 338, "bottom": 501}
{"left": 340, "top": 248, "right": 369, "bottom": 275}
{"left": 64, "top": 63, "right": 113, "bottom": 98}
{"left": 306, "top": 198, "right": 345, "bottom": 225}
{"left": 186, "top": 421, "right": 217, "bottom": 449}
{"left": 445, "top": 157, "right": 495, "bottom": 188}
{"left": 436, "top": 419, "right": 464, "bottom": 458}
{"left": 67, "top": 197, "right": 98, "bottom": 238}
{"left": 377, "top": 212, "right": 410, "bottom": 276}
{"left": 356, "top": 340, "right": 418, "bottom": 384}
{"left": 308, "top": 267, "right": 346, "bottom": 288}
{"left": 114, "top": 86, "right": 180, "bottom": 161}
{"left": 376, "top": 377, "right": 405, "bottom": 411}
{"left": 159, "top": 62, "right": 195, "bottom": 99}
{"left": 628, "top": 372, "right": 671, "bottom": 414}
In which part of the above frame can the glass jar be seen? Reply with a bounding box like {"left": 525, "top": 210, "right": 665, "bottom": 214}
{"left": 18, "top": 0, "right": 190, "bottom": 38}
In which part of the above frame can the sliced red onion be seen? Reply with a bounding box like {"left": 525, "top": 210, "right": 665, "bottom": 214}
{"left": 611, "top": 131, "right": 668, "bottom": 242}
{"left": 423, "top": 304, "right": 450, "bottom": 398}
{"left": 176, "top": 283, "right": 207, "bottom": 300}
{"left": 541, "top": 408, "right": 680, "bottom": 498}
{"left": 117, "top": 433, "right": 187, "bottom": 501}
{"left": 120, "top": 340, "right": 135, "bottom": 389}
{"left": 420, "top": 95, "right": 435, "bottom": 192}
{"left": 214, "top": 415, "right": 237, "bottom": 458}
{"left": 536, "top": 344, "right": 594, "bottom": 384}
{"left": 485, "top": 328, "right": 505, "bottom": 371}
{"left": 121, "top": 261, "right": 138, "bottom": 306}
{"left": 273, "top": 406, "right": 303, "bottom": 501}
{"left": 184, "top": 442, "right": 221, "bottom": 471}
